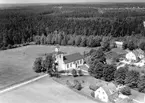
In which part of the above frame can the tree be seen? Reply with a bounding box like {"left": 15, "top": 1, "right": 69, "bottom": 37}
{"left": 89, "top": 49, "right": 97, "bottom": 55}
{"left": 90, "top": 48, "right": 106, "bottom": 64}
{"left": 34, "top": 35, "right": 41, "bottom": 44}
{"left": 138, "top": 75, "right": 145, "bottom": 93}
{"left": 72, "top": 69, "right": 77, "bottom": 77}
{"left": 114, "top": 67, "right": 128, "bottom": 84}
{"left": 56, "top": 32, "right": 63, "bottom": 45}
{"left": 42, "top": 54, "right": 55, "bottom": 76}
{"left": 122, "top": 41, "right": 128, "bottom": 50}
{"left": 80, "top": 36, "right": 87, "bottom": 47}
{"left": 127, "top": 40, "right": 136, "bottom": 51}
{"left": 139, "top": 41, "right": 145, "bottom": 51}
{"left": 40, "top": 34, "right": 46, "bottom": 45}
{"left": 51, "top": 35, "right": 56, "bottom": 44}
{"left": 103, "top": 64, "right": 116, "bottom": 81}
{"left": 118, "top": 98, "right": 133, "bottom": 103}
{"left": 120, "top": 86, "right": 131, "bottom": 96}
{"left": 73, "top": 80, "right": 83, "bottom": 90}
{"left": 46, "top": 34, "right": 53, "bottom": 44}
{"left": 91, "top": 91, "right": 95, "bottom": 97}
{"left": 101, "top": 37, "right": 111, "bottom": 52}
{"left": 93, "top": 36, "right": 102, "bottom": 47}
{"left": 87, "top": 36, "right": 94, "bottom": 47}
{"left": 33, "top": 57, "right": 42, "bottom": 73}
{"left": 68, "top": 38, "right": 74, "bottom": 45}
{"left": 88, "top": 61, "right": 104, "bottom": 79}
{"left": 75, "top": 35, "right": 82, "bottom": 46}
{"left": 125, "top": 70, "right": 140, "bottom": 88}
{"left": 61, "top": 36, "right": 67, "bottom": 46}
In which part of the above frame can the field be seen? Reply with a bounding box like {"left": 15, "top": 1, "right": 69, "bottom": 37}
{"left": 0, "top": 45, "right": 91, "bottom": 90}
{"left": 0, "top": 76, "right": 97, "bottom": 103}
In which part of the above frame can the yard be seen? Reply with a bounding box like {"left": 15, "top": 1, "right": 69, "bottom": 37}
{"left": 0, "top": 45, "right": 91, "bottom": 90}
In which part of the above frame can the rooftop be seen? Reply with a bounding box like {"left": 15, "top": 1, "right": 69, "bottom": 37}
{"left": 102, "top": 82, "right": 117, "bottom": 96}
{"left": 132, "top": 49, "right": 144, "bottom": 57}
{"left": 64, "top": 53, "right": 84, "bottom": 64}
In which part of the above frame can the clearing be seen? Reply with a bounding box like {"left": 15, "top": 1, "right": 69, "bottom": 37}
{"left": 0, "top": 45, "right": 91, "bottom": 89}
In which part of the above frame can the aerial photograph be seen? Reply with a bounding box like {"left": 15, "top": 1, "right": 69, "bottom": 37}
{"left": 0, "top": 0, "right": 145, "bottom": 103}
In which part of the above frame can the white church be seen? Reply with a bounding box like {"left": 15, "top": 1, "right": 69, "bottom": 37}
{"left": 54, "top": 45, "right": 84, "bottom": 71}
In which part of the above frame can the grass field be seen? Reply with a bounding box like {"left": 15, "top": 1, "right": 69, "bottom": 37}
{"left": 0, "top": 45, "right": 91, "bottom": 89}
{"left": 0, "top": 76, "right": 97, "bottom": 103}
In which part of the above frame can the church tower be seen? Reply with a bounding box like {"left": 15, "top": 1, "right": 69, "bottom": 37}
{"left": 55, "top": 45, "right": 64, "bottom": 63}
{"left": 54, "top": 45, "right": 65, "bottom": 71}
{"left": 55, "top": 44, "right": 60, "bottom": 53}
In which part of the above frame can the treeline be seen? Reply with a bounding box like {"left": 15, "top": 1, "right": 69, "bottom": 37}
{"left": 1, "top": 4, "right": 145, "bottom": 50}
{"left": 34, "top": 31, "right": 103, "bottom": 47}
{"left": 60, "top": 8, "right": 145, "bottom": 18}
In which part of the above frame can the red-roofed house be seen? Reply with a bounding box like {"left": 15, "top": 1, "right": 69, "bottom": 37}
{"left": 54, "top": 46, "right": 84, "bottom": 71}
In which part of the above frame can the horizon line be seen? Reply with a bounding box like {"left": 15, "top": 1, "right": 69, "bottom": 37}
{"left": 1, "top": 1, "right": 145, "bottom": 5}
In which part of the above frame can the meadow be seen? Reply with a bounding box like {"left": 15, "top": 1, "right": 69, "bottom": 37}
{"left": 0, "top": 76, "right": 97, "bottom": 103}
{"left": 0, "top": 45, "right": 91, "bottom": 89}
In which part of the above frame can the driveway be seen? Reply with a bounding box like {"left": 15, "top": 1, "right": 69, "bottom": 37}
{"left": 0, "top": 76, "right": 96, "bottom": 103}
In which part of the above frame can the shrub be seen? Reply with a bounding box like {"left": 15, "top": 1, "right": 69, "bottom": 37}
{"left": 122, "top": 98, "right": 134, "bottom": 103}
{"left": 120, "top": 86, "right": 131, "bottom": 96}
{"left": 66, "top": 80, "right": 74, "bottom": 88}
{"left": 54, "top": 72, "right": 61, "bottom": 78}
{"left": 71, "top": 69, "right": 77, "bottom": 77}
{"left": 59, "top": 70, "right": 66, "bottom": 73}
{"left": 82, "top": 80, "right": 85, "bottom": 83}
{"left": 74, "top": 80, "right": 83, "bottom": 91}
{"left": 7, "top": 44, "right": 12, "bottom": 49}
{"left": 89, "top": 84, "right": 99, "bottom": 91}
{"left": 91, "top": 91, "right": 95, "bottom": 97}
{"left": 78, "top": 70, "right": 83, "bottom": 76}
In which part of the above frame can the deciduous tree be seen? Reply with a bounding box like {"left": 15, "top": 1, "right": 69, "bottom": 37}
{"left": 42, "top": 54, "right": 55, "bottom": 76}
{"left": 114, "top": 67, "right": 128, "bottom": 84}
{"left": 88, "top": 61, "right": 104, "bottom": 79}
{"left": 138, "top": 75, "right": 145, "bottom": 93}
{"left": 33, "top": 57, "right": 42, "bottom": 73}
{"left": 125, "top": 70, "right": 140, "bottom": 88}
{"left": 103, "top": 64, "right": 116, "bottom": 81}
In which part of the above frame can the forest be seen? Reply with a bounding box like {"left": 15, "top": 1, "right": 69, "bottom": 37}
{"left": 1, "top": 3, "right": 145, "bottom": 49}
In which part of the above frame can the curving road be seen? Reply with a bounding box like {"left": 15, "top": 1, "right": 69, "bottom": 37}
{"left": 0, "top": 76, "right": 96, "bottom": 103}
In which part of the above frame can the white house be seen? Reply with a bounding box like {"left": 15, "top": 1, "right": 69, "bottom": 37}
{"left": 115, "top": 41, "right": 123, "bottom": 49}
{"left": 125, "top": 51, "right": 137, "bottom": 62}
{"left": 94, "top": 83, "right": 117, "bottom": 103}
{"left": 54, "top": 46, "right": 84, "bottom": 71}
{"left": 125, "top": 49, "right": 145, "bottom": 62}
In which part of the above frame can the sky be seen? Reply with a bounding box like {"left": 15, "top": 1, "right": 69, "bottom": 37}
{"left": 0, "top": 0, "right": 145, "bottom": 4}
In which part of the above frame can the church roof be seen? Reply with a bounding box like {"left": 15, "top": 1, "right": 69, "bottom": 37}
{"left": 52, "top": 51, "right": 66, "bottom": 55}
{"left": 64, "top": 53, "right": 84, "bottom": 64}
